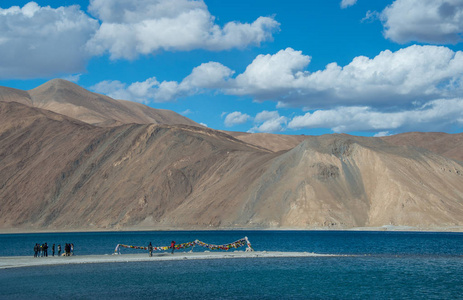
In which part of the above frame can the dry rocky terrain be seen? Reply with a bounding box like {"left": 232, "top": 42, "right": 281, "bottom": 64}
{"left": 0, "top": 80, "right": 462, "bottom": 231}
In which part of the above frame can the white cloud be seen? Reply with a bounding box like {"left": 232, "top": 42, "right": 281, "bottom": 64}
{"left": 381, "top": 0, "right": 463, "bottom": 44}
{"left": 225, "top": 45, "right": 463, "bottom": 110}
{"left": 91, "top": 45, "right": 463, "bottom": 134}
{"left": 340, "top": 0, "right": 358, "bottom": 9}
{"left": 374, "top": 131, "right": 391, "bottom": 137}
{"left": 288, "top": 98, "right": 463, "bottom": 133}
{"left": 92, "top": 62, "right": 233, "bottom": 102}
{"left": 86, "top": 0, "right": 279, "bottom": 60}
{"left": 255, "top": 110, "right": 281, "bottom": 123}
{"left": 250, "top": 110, "right": 288, "bottom": 133}
{"left": 61, "top": 74, "right": 82, "bottom": 83}
{"left": 181, "top": 62, "right": 234, "bottom": 89}
{"left": 224, "top": 111, "right": 251, "bottom": 127}
{"left": 181, "top": 109, "right": 193, "bottom": 115}
{"left": 231, "top": 48, "right": 311, "bottom": 100}
{"left": 362, "top": 10, "right": 380, "bottom": 23}
{"left": 0, "top": 2, "right": 99, "bottom": 79}
{"left": 91, "top": 78, "right": 159, "bottom": 103}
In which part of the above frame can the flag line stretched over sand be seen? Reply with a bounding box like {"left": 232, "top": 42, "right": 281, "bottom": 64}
{"left": 0, "top": 251, "right": 340, "bottom": 269}
{"left": 114, "top": 236, "right": 253, "bottom": 254}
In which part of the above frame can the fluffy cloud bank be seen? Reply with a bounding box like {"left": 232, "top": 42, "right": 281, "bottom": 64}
{"left": 0, "top": 2, "right": 98, "bottom": 78}
{"left": 109, "top": 45, "right": 463, "bottom": 110}
{"left": 0, "top": 1, "right": 278, "bottom": 79}
{"left": 94, "top": 45, "right": 463, "bottom": 134}
{"left": 381, "top": 0, "right": 463, "bottom": 44}
{"left": 288, "top": 98, "right": 463, "bottom": 133}
{"left": 231, "top": 46, "right": 463, "bottom": 109}
{"left": 250, "top": 111, "right": 288, "bottom": 133}
{"left": 86, "top": 0, "right": 279, "bottom": 60}
{"left": 224, "top": 111, "right": 250, "bottom": 127}
{"left": 91, "top": 62, "right": 233, "bottom": 102}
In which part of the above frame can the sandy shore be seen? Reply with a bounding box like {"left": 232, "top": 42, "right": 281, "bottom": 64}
{"left": 0, "top": 251, "right": 334, "bottom": 269}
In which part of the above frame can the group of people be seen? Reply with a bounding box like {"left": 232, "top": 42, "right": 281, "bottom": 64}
{"left": 33, "top": 243, "right": 74, "bottom": 257}
{"left": 147, "top": 241, "right": 176, "bottom": 257}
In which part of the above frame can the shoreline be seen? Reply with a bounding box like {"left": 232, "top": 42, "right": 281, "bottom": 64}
{"left": 1, "top": 225, "right": 462, "bottom": 234}
{"left": 0, "top": 251, "right": 337, "bottom": 269}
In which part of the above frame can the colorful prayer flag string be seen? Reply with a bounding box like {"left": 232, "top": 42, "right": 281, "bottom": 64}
{"left": 114, "top": 237, "right": 254, "bottom": 254}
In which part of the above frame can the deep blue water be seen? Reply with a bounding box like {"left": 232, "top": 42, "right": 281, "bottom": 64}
{"left": 0, "top": 230, "right": 462, "bottom": 299}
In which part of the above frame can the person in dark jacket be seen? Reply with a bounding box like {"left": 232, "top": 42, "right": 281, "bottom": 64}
{"left": 43, "top": 243, "right": 48, "bottom": 257}
{"left": 34, "top": 243, "right": 38, "bottom": 257}
{"left": 57, "top": 244, "right": 61, "bottom": 256}
{"left": 52, "top": 244, "right": 55, "bottom": 257}
{"left": 148, "top": 242, "right": 153, "bottom": 257}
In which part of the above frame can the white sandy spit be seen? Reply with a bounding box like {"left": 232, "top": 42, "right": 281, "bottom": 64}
{"left": 0, "top": 251, "right": 338, "bottom": 269}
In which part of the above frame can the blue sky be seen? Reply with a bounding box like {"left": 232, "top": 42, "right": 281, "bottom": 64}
{"left": 1, "top": 0, "right": 463, "bottom": 136}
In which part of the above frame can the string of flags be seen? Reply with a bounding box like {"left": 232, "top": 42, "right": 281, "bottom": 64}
{"left": 114, "top": 237, "right": 254, "bottom": 254}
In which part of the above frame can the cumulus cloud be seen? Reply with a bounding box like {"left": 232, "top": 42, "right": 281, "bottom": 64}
{"left": 224, "top": 111, "right": 250, "bottom": 127}
{"left": 91, "top": 62, "right": 233, "bottom": 102}
{"left": 92, "top": 45, "right": 463, "bottom": 134}
{"left": 340, "top": 0, "right": 358, "bottom": 9}
{"left": 91, "top": 77, "right": 159, "bottom": 103}
{"left": 226, "top": 46, "right": 463, "bottom": 110}
{"left": 98, "top": 45, "right": 463, "bottom": 109}
{"left": 86, "top": 0, "right": 280, "bottom": 60}
{"left": 381, "top": 0, "right": 463, "bottom": 44}
{"left": 288, "top": 98, "right": 463, "bottom": 133}
{"left": 250, "top": 110, "right": 288, "bottom": 133}
{"left": 0, "top": 2, "right": 99, "bottom": 79}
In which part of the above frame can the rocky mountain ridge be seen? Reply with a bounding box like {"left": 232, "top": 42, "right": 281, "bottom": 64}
{"left": 0, "top": 80, "right": 462, "bottom": 231}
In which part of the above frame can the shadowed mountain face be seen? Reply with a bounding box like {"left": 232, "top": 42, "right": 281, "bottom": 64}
{"left": 0, "top": 79, "right": 199, "bottom": 127}
{"left": 1, "top": 99, "right": 462, "bottom": 231}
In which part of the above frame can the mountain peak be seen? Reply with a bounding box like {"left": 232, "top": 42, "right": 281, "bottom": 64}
{"left": 6, "top": 78, "right": 199, "bottom": 127}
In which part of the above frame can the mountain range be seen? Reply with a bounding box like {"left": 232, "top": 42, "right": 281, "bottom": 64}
{"left": 0, "top": 79, "right": 462, "bottom": 231}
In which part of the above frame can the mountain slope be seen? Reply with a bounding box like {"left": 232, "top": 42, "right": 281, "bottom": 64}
{"left": 239, "top": 134, "right": 463, "bottom": 228}
{"left": 381, "top": 132, "right": 463, "bottom": 162}
{"left": 0, "top": 79, "right": 199, "bottom": 127}
{"left": 1, "top": 101, "right": 462, "bottom": 231}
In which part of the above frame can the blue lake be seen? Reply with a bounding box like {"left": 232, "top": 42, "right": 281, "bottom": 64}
{"left": 0, "top": 230, "right": 462, "bottom": 299}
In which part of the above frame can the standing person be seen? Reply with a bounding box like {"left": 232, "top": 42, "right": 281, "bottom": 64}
{"left": 148, "top": 242, "right": 153, "bottom": 257}
{"left": 34, "top": 243, "right": 38, "bottom": 257}
{"left": 71, "top": 243, "right": 74, "bottom": 256}
{"left": 57, "top": 244, "right": 61, "bottom": 256}
{"left": 40, "top": 244, "right": 43, "bottom": 257}
{"left": 170, "top": 241, "right": 176, "bottom": 254}
{"left": 65, "top": 243, "right": 69, "bottom": 256}
{"left": 43, "top": 243, "right": 48, "bottom": 257}
{"left": 52, "top": 244, "right": 55, "bottom": 257}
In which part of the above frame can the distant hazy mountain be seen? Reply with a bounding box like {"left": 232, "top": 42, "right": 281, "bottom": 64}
{"left": 1, "top": 98, "right": 462, "bottom": 231}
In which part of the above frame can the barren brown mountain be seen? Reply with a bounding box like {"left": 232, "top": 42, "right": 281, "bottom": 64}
{"left": 381, "top": 132, "right": 463, "bottom": 162}
{"left": 0, "top": 79, "right": 199, "bottom": 127}
{"left": 1, "top": 98, "right": 463, "bottom": 231}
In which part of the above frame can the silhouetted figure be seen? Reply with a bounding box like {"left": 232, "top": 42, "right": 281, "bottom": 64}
{"left": 52, "top": 244, "right": 55, "bottom": 257}
{"left": 43, "top": 243, "right": 48, "bottom": 257}
{"left": 71, "top": 243, "right": 74, "bottom": 255}
{"left": 148, "top": 242, "right": 153, "bottom": 257}
{"left": 58, "top": 244, "right": 61, "bottom": 256}
{"left": 34, "top": 243, "right": 38, "bottom": 257}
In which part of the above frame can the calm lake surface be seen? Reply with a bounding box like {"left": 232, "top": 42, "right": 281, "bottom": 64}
{"left": 0, "top": 230, "right": 462, "bottom": 299}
